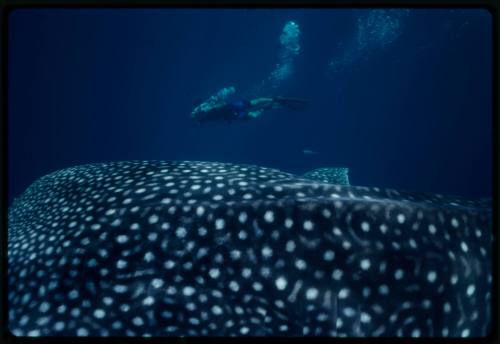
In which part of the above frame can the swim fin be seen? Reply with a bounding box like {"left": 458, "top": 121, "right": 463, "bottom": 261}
{"left": 273, "top": 96, "right": 309, "bottom": 110}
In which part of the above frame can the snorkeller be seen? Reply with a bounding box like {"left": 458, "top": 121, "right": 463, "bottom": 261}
{"left": 191, "top": 95, "right": 308, "bottom": 123}
{"left": 191, "top": 20, "right": 305, "bottom": 124}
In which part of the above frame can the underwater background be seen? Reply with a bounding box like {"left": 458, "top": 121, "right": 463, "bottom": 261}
{"left": 7, "top": 8, "right": 493, "bottom": 204}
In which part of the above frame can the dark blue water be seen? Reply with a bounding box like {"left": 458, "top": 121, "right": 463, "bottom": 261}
{"left": 7, "top": 8, "right": 493, "bottom": 204}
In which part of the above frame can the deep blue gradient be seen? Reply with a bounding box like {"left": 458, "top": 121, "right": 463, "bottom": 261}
{"left": 8, "top": 9, "right": 493, "bottom": 204}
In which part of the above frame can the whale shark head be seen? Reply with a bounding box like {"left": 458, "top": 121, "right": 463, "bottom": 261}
{"left": 8, "top": 160, "right": 492, "bottom": 337}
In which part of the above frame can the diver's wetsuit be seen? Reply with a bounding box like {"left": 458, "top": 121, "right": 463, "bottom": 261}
{"left": 197, "top": 100, "right": 252, "bottom": 122}
{"left": 229, "top": 100, "right": 252, "bottom": 119}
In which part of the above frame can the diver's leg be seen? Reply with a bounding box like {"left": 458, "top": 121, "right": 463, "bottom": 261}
{"left": 249, "top": 98, "right": 275, "bottom": 110}
{"left": 249, "top": 97, "right": 308, "bottom": 110}
{"left": 272, "top": 97, "right": 308, "bottom": 110}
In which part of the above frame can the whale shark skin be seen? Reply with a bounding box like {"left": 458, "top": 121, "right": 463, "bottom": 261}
{"left": 302, "top": 167, "right": 350, "bottom": 186}
{"left": 7, "top": 160, "right": 492, "bottom": 337}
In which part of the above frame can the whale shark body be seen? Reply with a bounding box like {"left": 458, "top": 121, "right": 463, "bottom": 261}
{"left": 8, "top": 160, "right": 492, "bottom": 337}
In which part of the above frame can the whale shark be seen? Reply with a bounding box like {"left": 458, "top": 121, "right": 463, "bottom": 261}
{"left": 7, "top": 160, "right": 492, "bottom": 337}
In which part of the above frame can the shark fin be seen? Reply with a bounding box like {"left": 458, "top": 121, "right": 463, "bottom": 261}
{"left": 302, "top": 167, "right": 350, "bottom": 186}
